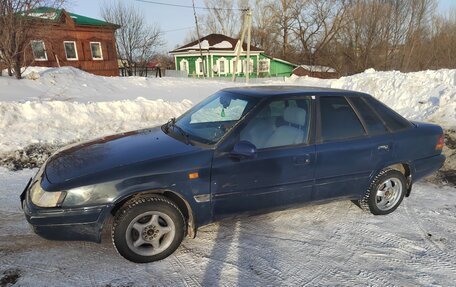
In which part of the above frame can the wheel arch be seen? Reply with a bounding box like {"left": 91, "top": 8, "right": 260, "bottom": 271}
{"left": 109, "top": 189, "right": 196, "bottom": 238}
{"left": 383, "top": 162, "right": 412, "bottom": 197}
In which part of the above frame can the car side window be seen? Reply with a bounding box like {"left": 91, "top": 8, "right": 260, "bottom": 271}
{"left": 240, "top": 98, "right": 311, "bottom": 149}
{"left": 319, "top": 96, "right": 366, "bottom": 142}
{"left": 365, "top": 97, "right": 412, "bottom": 131}
{"left": 349, "top": 97, "right": 388, "bottom": 136}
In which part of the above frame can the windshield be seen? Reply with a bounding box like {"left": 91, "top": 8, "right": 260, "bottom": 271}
{"left": 167, "top": 91, "right": 259, "bottom": 145}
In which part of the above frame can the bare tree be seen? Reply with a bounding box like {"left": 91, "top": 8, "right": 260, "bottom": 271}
{"left": 429, "top": 9, "right": 456, "bottom": 69}
{"left": 199, "top": 0, "right": 248, "bottom": 37}
{"left": 400, "top": 0, "right": 436, "bottom": 70}
{"left": 324, "top": 0, "right": 435, "bottom": 74}
{"left": 250, "top": 0, "right": 277, "bottom": 55}
{"left": 187, "top": 0, "right": 453, "bottom": 75}
{"left": 101, "top": 0, "right": 163, "bottom": 75}
{"left": 0, "top": 0, "right": 65, "bottom": 79}
{"left": 268, "top": 0, "right": 297, "bottom": 59}
{"left": 291, "top": 0, "right": 347, "bottom": 66}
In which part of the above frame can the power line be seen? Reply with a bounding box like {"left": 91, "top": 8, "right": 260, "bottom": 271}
{"left": 162, "top": 26, "right": 194, "bottom": 33}
{"left": 135, "top": 0, "right": 248, "bottom": 11}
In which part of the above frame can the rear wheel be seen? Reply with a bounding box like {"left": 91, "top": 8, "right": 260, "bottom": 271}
{"left": 359, "top": 169, "right": 406, "bottom": 215}
{"left": 112, "top": 195, "right": 185, "bottom": 263}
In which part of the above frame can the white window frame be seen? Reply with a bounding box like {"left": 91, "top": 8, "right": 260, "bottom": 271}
{"left": 243, "top": 58, "right": 254, "bottom": 74}
{"left": 90, "top": 42, "right": 103, "bottom": 60}
{"left": 179, "top": 59, "right": 189, "bottom": 75}
{"left": 217, "top": 57, "right": 228, "bottom": 75}
{"left": 31, "top": 40, "right": 48, "bottom": 61}
{"left": 195, "top": 58, "right": 205, "bottom": 76}
{"left": 258, "top": 59, "right": 270, "bottom": 73}
{"left": 230, "top": 58, "right": 243, "bottom": 74}
{"left": 63, "top": 41, "right": 78, "bottom": 61}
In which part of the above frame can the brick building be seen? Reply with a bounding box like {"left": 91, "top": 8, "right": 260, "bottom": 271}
{"left": 24, "top": 7, "right": 120, "bottom": 76}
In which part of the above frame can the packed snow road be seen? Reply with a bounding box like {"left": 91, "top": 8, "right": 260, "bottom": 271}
{"left": 1, "top": 168, "right": 455, "bottom": 286}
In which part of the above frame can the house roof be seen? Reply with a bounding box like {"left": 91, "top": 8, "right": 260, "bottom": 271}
{"left": 293, "top": 65, "right": 337, "bottom": 73}
{"left": 170, "top": 34, "right": 263, "bottom": 53}
{"left": 27, "top": 7, "right": 119, "bottom": 28}
{"left": 261, "top": 55, "right": 298, "bottom": 67}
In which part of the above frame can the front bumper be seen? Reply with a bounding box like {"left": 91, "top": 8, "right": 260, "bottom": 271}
{"left": 21, "top": 180, "right": 112, "bottom": 243}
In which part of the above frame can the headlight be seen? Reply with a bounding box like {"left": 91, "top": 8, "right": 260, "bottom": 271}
{"left": 62, "top": 186, "right": 94, "bottom": 207}
{"left": 62, "top": 185, "right": 116, "bottom": 207}
{"left": 30, "top": 182, "right": 66, "bottom": 208}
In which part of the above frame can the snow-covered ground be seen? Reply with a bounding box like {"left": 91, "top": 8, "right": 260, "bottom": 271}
{"left": 1, "top": 167, "right": 455, "bottom": 286}
{"left": 0, "top": 67, "right": 455, "bottom": 285}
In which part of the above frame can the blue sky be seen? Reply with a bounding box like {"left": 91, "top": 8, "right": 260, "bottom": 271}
{"left": 70, "top": 0, "right": 456, "bottom": 52}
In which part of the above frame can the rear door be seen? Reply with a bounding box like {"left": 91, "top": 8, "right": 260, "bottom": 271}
{"left": 314, "top": 95, "right": 393, "bottom": 200}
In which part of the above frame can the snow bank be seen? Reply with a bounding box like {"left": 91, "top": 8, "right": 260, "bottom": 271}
{"left": 0, "top": 67, "right": 231, "bottom": 156}
{"left": 0, "top": 98, "right": 192, "bottom": 152}
{"left": 0, "top": 66, "right": 455, "bottom": 161}
{"left": 0, "top": 66, "right": 230, "bottom": 103}
{"left": 285, "top": 69, "right": 456, "bottom": 127}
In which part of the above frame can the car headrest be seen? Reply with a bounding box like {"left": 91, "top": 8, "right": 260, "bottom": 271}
{"left": 284, "top": 106, "right": 306, "bottom": 126}
{"left": 257, "top": 105, "right": 272, "bottom": 118}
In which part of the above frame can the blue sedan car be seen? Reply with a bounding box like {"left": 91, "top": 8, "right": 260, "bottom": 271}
{"left": 21, "top": 86, "right": 445, "bottom": 262}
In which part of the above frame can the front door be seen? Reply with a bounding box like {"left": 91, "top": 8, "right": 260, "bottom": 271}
{"left": 211, "top": 97, "right": 316, "bottom": 218}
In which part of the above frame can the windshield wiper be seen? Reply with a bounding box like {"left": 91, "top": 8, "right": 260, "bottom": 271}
{"left": 163, "top": 117, "right": 174, "bottom": 133}
{"left": 164, "top": 117, "right": 191, "bottom": 145}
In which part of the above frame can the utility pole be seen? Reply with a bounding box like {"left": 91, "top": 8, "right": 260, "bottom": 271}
{"left": 232, "top": 8, "right": 251, "bottom": 83}
{"left": 245, "top": 8, "right": 252, "bottom": 84}
{"left": 192, "top": 0, "right": 205, "bottom": 78}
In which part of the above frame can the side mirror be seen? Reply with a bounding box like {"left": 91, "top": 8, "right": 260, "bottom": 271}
{"left": 230, "top": 141, "right": 257, "bottom": 159}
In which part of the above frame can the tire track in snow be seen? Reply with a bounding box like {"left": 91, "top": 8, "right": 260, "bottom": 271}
{"left": 169, "top": 253, "right": 202, "bottom": 287}
{"left": 294, "top": 202, "right": 367, "bottom": 286}
{"left": 179, "top": 221, "right": 287, "bottom": 286}
{"left": 403, "top": 201, "right": 456, "bottom": 275}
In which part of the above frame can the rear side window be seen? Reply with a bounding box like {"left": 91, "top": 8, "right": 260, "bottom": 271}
{"left": 319, "top": 96, "right": 366, "bottom": 142}
{"left": 366, "top": 97, "right": 412, "bottom": 131}
{"left": 349, "top": 97, "right": 388, "bottom": 136}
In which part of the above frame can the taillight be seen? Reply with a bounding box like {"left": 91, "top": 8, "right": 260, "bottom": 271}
{"left": 436, "top": 134, "right": 444, "bottom": 150}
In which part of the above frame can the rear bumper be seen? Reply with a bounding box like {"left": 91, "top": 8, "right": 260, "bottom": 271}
{"left": 21, "top": 183, "right": 111, "bottom": 243}
{"left": 413, "top": 154, "right": 446, "bottom": 182}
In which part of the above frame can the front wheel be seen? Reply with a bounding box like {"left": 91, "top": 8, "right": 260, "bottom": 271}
{"left": 359, "top": 169, "right": 406, "bottom": 215}
{"left": 112, "top": 195, "right": 186, "bottom": 263}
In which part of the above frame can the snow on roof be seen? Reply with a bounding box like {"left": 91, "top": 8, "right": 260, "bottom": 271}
{"left": 259, "top": 55, "right": 297, "bottom": 67}
{"left": 27, "top": 11, "right": 58, "bottom": 20}
{"left": 25, "top": 7, "right": 118, "bottom": 27}
{"left": 296, "top": 65, "right": 337, "bottom": 73}
{"left": 212, "top": 41, "right": 233, "bottom": 49}
{"left": 272, "top": 57, "right": 297, "bottom": 66}
{"left": 171, "top": 34, "right": 262, "bottom": 53}
{"left": 175, "top": 40, "right": 234, "bottom": 51}
{"left": 177, "top": 40, "right": 210, "bottom": 50}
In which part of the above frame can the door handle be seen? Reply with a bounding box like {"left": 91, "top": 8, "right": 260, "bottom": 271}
{"left": 294, "top": 155, "right": 311, "bottom": 165}
{"left": 377, "top": 144, "right": 390, "bottom": 151}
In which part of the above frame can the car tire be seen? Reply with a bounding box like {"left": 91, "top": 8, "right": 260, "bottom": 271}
{"left": 358, "top": 169, "right": 406, "bottom": 215}
{"left": 112, "top": 195, "right": 186, "bottom": 263}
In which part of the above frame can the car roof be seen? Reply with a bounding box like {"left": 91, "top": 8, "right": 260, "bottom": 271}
{"left": 221, "top": 86, "right": 370, "bottom": 98}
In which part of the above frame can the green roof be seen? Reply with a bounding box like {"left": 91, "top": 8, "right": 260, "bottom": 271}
{"left": 67, "top": 11, "right": 114, "bottom": 26}
{"left": 27, "top": 7, "right": 118, "bottom": 28}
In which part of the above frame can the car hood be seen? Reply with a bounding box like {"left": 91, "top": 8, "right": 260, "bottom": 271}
{"left": 45, "top": 126, "right": 202, "bottom": 185}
